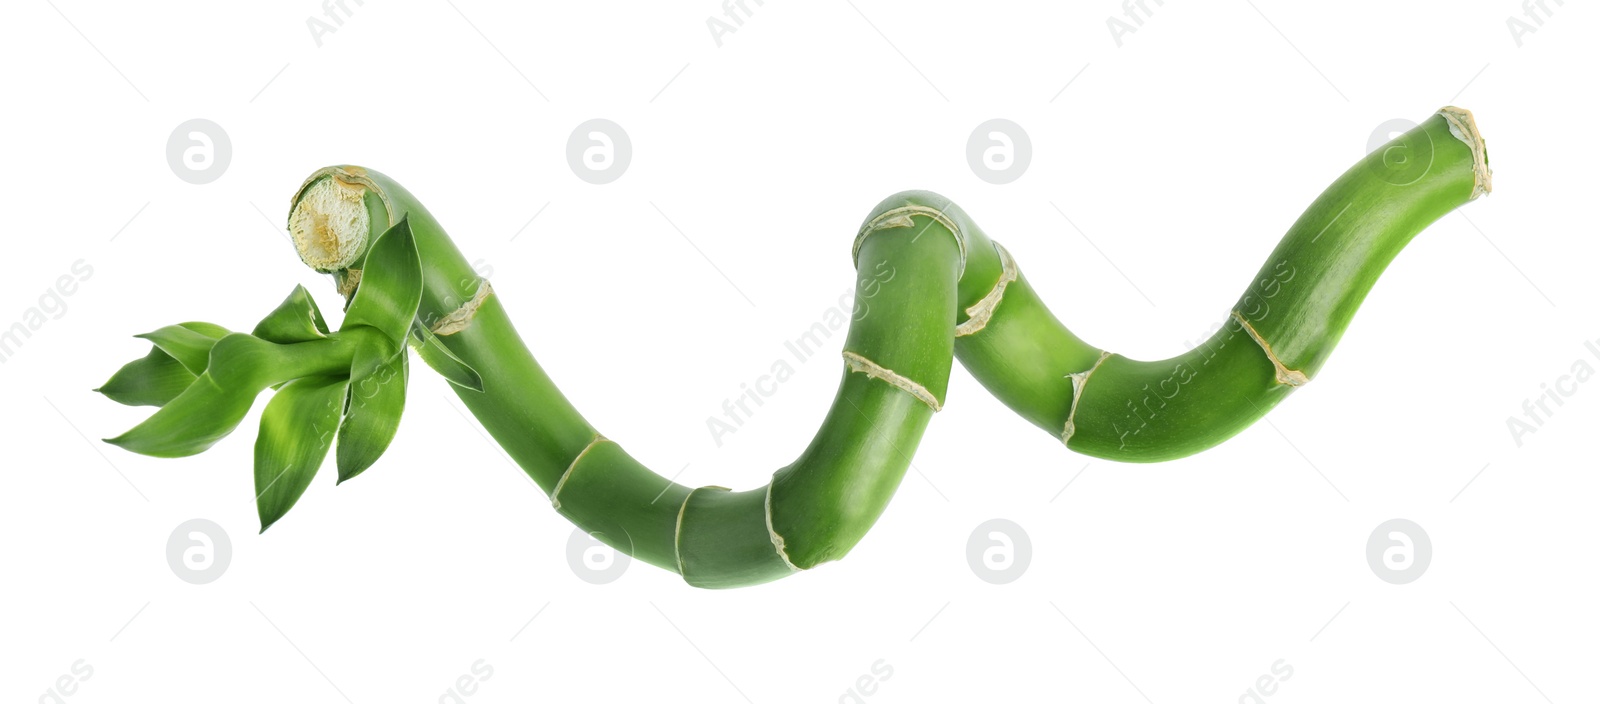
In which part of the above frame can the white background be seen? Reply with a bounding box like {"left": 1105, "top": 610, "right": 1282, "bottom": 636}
{"left": 2, "top": 1, "right": 1595, "bottom": 702}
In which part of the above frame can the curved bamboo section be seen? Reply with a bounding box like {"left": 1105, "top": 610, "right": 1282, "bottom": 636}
{"left": 100, "top": 108, "right": 1490, "bottom": 588}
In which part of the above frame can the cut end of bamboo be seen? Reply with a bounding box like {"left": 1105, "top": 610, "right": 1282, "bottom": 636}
{"left": 289, "top": 175, "right": 371, "bottom": 272}
{"left": 1438, "top": 106, "right": 1492, "bottom": 200}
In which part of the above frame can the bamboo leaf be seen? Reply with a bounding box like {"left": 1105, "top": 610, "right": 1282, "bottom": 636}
{"left": 104, "top": 372, "right": 259, "bottom": 457}
{"left": 179, "top": 321, "right": 231, "bottom": 340}
{"left": 409, "top": 320, "right": 483, "bottom": 392}
{"left": 336, "top": 333, "right": 409, "bottom": 483}
{"left": 341, "top": 216, "right": 422, "bottom": 345}
{"left": 252, "top": 285, "right": 330, "bottom": 344}
{"left": 95, "top": 346, "right": 197, "bottom": 407}
{"left": 135, "top": 323, "right": 230, "bottom": 375}
{"left": 255, "top": 375, "right": 347, "bottom": 532}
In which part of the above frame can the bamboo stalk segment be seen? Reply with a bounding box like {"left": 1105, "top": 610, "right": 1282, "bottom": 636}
{"left": 99, "top": 108, "right": 1492, "bottom": 587}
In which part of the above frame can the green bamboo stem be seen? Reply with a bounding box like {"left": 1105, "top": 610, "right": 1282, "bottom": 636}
{"left": 101, "top": 107, "right": 1491, "bottom": 588}
{"left": 957, "top": 107, "right": 1489, "bottom": 460}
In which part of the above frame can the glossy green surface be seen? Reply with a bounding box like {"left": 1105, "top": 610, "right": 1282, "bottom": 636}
{"left": 101, "top": 109, "right": 1488, "bottom": 587}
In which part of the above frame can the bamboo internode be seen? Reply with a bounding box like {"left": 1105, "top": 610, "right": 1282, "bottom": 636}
{"left": 100, "top": 108, "right": 1491, "bottom": 587}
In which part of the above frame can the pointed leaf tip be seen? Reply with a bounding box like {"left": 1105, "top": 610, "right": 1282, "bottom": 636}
{"left": 97, "top": 346, "right": 197, "bottom": 407}
{"left": 336, "top": 336, "right": 409, "bottom": 483}
{"left": 255, "top": 375, "right": 348, "bottom": 531}
{"left": 104, "top": 369, "right": 262, "bottom": 458}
